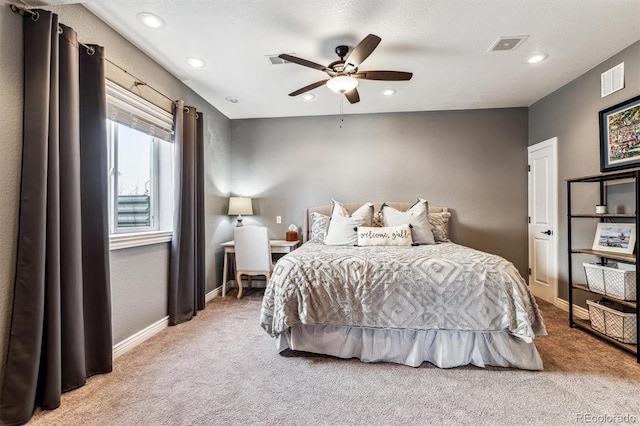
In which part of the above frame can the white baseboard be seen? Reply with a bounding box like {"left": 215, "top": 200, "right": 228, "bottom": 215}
{"left": 113, "top": 315, "right": 169, "bottom": 359}
{"left": 206, "top": 287, "right": 220, "bottom": 303}
{"left": 554, "top": 297, "right": 590, "bottom": 320}
{"left": 113, "top": 288, "right": 220, "bottom": 359}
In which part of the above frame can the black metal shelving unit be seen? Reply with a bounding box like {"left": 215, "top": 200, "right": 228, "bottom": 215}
{"left": 567, "top": 168, "right": 640, "bottom": 361}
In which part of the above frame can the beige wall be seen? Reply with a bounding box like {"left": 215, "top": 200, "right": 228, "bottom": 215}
{"left": 529, "top": 41, "right": 640, "bottom": 303}
{"left": 0, "top": 4, "right": 232, "bottom": 384}
{"left": 231, "top": 108, "right": 530, "bottom": 276}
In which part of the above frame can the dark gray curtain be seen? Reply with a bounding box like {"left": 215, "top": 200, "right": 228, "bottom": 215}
{"left": 0, "top": 10, "right": 112, "bottom": 425}
{"left": 169, "top": 101, "right": 205, "bottom": 325}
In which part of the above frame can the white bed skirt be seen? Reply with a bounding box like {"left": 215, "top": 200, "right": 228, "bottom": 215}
{"left": 276, "top": 323, "right": 543, "bottom": 371}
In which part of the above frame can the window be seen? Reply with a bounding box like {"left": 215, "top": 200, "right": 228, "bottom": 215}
{"left": 106, "top": 80, "right": 174, "bottom": 249}
{"left": 108, "top": 122, "right": 155, "bottom": 230}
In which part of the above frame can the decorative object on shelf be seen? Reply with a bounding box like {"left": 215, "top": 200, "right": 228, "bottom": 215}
{"left": 591, "top": 222, "right": 636, "bottom": 255}
{"left": 599, "top": 95, "right": 640, "bottom": 172}
{"left": 586, "top": 299, "right": 637, "bottom": 344}
{"left": 286, "top": 224, "right": 298, "bottom": 242}
{"left": 228, "top": 196, "right": 253, "bottom": 227}
{"left": 583, "top": 262, "right": 637, "bottom": 301}
{"left": 596, "top": 204, "right": 608, "bottom": 214}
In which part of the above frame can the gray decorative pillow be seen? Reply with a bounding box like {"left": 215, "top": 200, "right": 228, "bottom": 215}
{"left": 429, "top": 211, "right": 452, "bottom": 242}
{"left": 309, "top": 212, "right": 330, "bottom": 243}
{"left": 381, "top": 199, "right": 435, "bottom": 245}
{"left": 372, "top": 211, "right": 384, "bottom": 227}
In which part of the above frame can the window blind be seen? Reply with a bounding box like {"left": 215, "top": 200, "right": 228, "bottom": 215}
{"left": 106, "top": 80, "right": 174, "bottom": 142}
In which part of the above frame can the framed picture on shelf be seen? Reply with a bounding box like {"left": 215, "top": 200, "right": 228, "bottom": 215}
{"left": 592, "top": 223, "right": 636, "bottom": 255}
{"left": 600, "top": 95, "right": 640, "bottom": 172}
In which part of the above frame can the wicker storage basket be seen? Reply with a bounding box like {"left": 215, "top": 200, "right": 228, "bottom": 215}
{"left": 583, "top": 262, "right": 637, "bottom": 301}
{"left": 586, "top": 299, "right": 637, "bottom": 344}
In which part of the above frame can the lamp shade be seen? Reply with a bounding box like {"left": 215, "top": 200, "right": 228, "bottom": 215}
{"left": 326, "top": 75, "right": 358, "bottom": 94}
{"left": 228, "top": 197, "right": 253, "bottom": 216}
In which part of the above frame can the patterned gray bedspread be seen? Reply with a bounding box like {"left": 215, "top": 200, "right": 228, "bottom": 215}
{"left": 260, "top": 242, "right": 546, "bottom": 340}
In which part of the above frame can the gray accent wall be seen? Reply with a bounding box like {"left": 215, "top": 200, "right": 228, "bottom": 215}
{"left": 0, "top": 4, "right": 232, "bottom": 385}
{"left": 110, "top": 244, "right": 171, "bottom": 344}
{"left": 529, "top": 41, "right": 640, "bottom": 302}
{"left": 231, "top": 108, "right": 530, "bottom": 276}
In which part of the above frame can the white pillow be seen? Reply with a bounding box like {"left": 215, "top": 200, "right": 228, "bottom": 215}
{"left": 381, "top": 199, "right": 435, "bottom": 245}
{"left": 357, "top": 224, "right": 413, "bottom": 246}
{"left": 324, "top": 201, "right": 374, "bottom": 246}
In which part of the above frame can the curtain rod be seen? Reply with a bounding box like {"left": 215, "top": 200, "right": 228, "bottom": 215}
{"left": 9, "top": 2, "right": 176, "bottom": 108}
{"left": 105, "top": 59, "right": 175, "bottom": 106}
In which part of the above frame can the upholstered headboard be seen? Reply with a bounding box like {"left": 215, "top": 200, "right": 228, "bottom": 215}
{"left": 302, "top": 202, "right": 449, "bottom": 243}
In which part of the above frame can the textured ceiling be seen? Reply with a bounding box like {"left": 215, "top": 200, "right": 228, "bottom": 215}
{"left": 41, "top": 1, "right": 640, "bottom": 118}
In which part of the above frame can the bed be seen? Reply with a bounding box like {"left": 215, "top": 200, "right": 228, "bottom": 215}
{"left": 259, "top": 201, "right": 547, "bottom": 370}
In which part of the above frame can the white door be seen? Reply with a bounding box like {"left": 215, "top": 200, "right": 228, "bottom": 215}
{"left": 528, "top": 138, "right": 558, "bottom": 303}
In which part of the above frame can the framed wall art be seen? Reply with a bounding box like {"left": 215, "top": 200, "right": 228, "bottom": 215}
{"left": 592, "top": 223, "right": 636, "bottom": 255}
{"left": 600, "top": 95, "right": 640, "bottom": 172}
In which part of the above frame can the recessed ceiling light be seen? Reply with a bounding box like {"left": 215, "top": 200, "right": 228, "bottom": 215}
{"left": 300, "top": 93, "right": 315, "bottom": 101}
{"left": 225, "top": 97, "right": 240, "bottom": 103}
{"left": 137, "top": 12, "right": 165, "bottom": 29}
{"left": 185, "top": 57, "right": 206, "bottom": 68}
{"left": 383, "top": 88, "right": 396, "bottom": 96}
{"left": 527, "top": 53, "right": 548, "bottom": 64}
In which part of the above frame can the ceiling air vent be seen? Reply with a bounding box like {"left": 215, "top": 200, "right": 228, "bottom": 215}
{"left": 266, "top": 54, "right": 292, "bottom": 65}
{"left": 488, "top": 36, "right": 528, "bottom": 52}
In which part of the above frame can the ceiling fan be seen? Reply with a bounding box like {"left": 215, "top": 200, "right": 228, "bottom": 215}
{"left": 279, "top": 34, "right": 412, "bottom": 104}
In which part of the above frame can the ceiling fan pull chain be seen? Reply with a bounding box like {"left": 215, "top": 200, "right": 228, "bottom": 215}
{"left": 339, "top": 98, "right": 344, "bottom": 129}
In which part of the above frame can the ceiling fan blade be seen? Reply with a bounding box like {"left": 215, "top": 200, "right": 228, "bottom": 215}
{"left": 344, "top": 88, "right": 360, "bottom": 104}
{"left": 344, "top": 34, "right": 381, "bottom": 71}
{"left": 288, "top": 79, "right": 329, "bottom": 97}
{"left": 278, "top": 54, "right": 329, "bottom": 72}
{"left": 354, "top": 71, "right": 413, "bottom": 81}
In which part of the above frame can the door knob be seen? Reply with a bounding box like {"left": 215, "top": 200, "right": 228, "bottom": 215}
{"left": 541, "top": 230, "right": 552, "bottom": 235}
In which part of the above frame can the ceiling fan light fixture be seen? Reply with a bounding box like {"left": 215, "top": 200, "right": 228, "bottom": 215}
{"left": 326, "top": 75, "right": 358, "bottom": 94}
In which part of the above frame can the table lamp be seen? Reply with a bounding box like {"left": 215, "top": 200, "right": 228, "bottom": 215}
{"left": 228, "top": 196, "right": 253, "bottom": 227}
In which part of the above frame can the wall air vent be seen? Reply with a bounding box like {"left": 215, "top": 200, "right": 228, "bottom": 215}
{"left": 601, "top": 63, "right": 624, "bottom": 97}
{"left": 488, "top": 36, "right": 528, "bottom": 52}
{"left": 266, "top": 54, "right": 292, "bottom": 65}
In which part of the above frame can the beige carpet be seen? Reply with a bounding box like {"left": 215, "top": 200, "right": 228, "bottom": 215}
{"left": 28, "top": 290, "right": 640, "bottom": 426}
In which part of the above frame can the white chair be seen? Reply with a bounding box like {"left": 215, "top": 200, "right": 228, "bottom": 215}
{"left": 233, "top": 226, "right": 273, "bottom": 299}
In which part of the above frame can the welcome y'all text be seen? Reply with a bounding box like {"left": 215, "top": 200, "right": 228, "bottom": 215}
{"left": 359, "top": 229, "right": 410, "bottom": 240}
